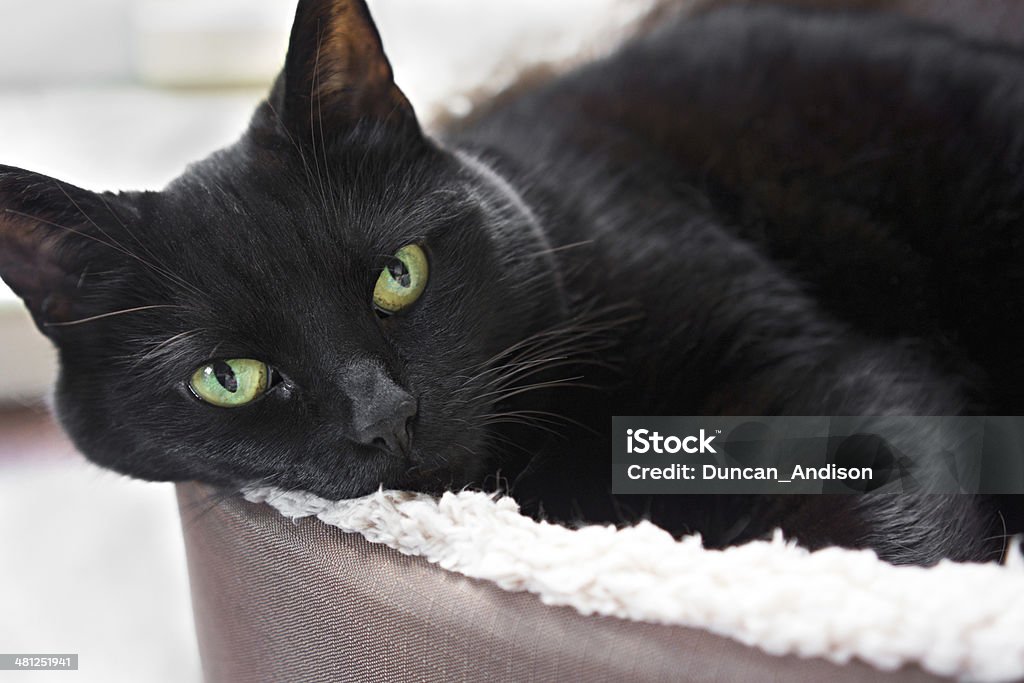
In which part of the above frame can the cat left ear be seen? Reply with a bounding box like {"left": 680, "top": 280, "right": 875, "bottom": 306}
{"left": 0, "top": 166, "right": 128, "bottom": 337}
{"left": 269, "top": 0, "right": 419, "bottom": 142}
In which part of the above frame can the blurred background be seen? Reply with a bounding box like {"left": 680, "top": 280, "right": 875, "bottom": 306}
{"left": 0, "top": 1, "right": 651, "bottom": 681}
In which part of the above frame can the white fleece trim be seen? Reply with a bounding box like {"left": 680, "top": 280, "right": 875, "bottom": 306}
{"left": 243, "top": 487, "right": 1024, "bottom": 682}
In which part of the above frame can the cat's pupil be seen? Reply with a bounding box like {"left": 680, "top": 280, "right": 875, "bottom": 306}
{"left": 212, "top": 361, "right": 238, "bottom": 393}
{"left": 387, "top": 259, "right": 411, "bottom": 288}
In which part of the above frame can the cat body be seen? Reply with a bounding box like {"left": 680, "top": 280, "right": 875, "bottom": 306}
{"left": 446, "top": 5, "right": 1024, "bottom": 562}
{"left": 0, "top": 1, "right": 1021, "bottom": 564}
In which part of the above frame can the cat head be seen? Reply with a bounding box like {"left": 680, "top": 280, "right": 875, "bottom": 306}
{"left": 0, "top": 0, "right": 567, "bottom": 498}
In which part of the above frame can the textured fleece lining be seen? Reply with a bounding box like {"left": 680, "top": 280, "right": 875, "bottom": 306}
{"left": 243, "top": 487, "right": 1024, "bottom": 683}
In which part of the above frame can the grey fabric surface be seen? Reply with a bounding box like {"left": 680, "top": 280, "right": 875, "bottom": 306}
{"left": 176, "top": 483, "right": 945, "bottom": 682}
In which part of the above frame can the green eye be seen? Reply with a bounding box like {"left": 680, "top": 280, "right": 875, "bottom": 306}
{"left": 373, "top": 244, "right": 428, "bottom": 314}
{"left": 189, "top": 359, "right": 269, "bottom": 408}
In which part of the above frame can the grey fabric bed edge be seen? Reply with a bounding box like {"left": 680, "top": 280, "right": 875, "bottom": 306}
{"left": 176, "top": 483, "right": 944, "bottom": 682}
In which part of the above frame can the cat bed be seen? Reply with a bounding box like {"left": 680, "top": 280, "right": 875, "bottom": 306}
{"left": 177, "top": 483, "right": 1024, "bottom": 682}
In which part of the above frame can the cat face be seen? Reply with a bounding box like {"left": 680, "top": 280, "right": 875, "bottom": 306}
{"left": 0, "top": 0, "right": 565, "bottom": 498}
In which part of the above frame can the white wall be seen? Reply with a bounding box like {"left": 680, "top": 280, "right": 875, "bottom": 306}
{"left": 0, "top": 0, "right": 292, "bottom": 86}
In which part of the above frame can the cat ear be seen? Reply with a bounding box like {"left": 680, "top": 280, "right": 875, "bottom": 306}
{"left": 0, "top": 166, "right": 128, "bottom": 338}
{"left": 270, "top": 0, "right": 419, "bottom": 142}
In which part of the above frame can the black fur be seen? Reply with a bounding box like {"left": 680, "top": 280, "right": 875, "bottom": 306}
{"left": 0, "top": 1, "right": 1021, "bottom": 565}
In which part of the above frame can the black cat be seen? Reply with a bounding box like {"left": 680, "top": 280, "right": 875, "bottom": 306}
{"left": 0, "top": 0, "right": 1020, "bottom": 565}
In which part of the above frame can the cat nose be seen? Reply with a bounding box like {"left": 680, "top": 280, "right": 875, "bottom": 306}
{"left": 343, "top": 360, "right": 417, "bottom": 457}
{"left": 353, "top": 395, "right": 417, "bottom": 456}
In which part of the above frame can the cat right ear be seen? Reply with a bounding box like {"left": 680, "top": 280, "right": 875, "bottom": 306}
{"left": 0, "top": 166, "right": 128, "bottom": 338}
{"left": 262, "top": 0, "right": 420, "bottom": 145}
